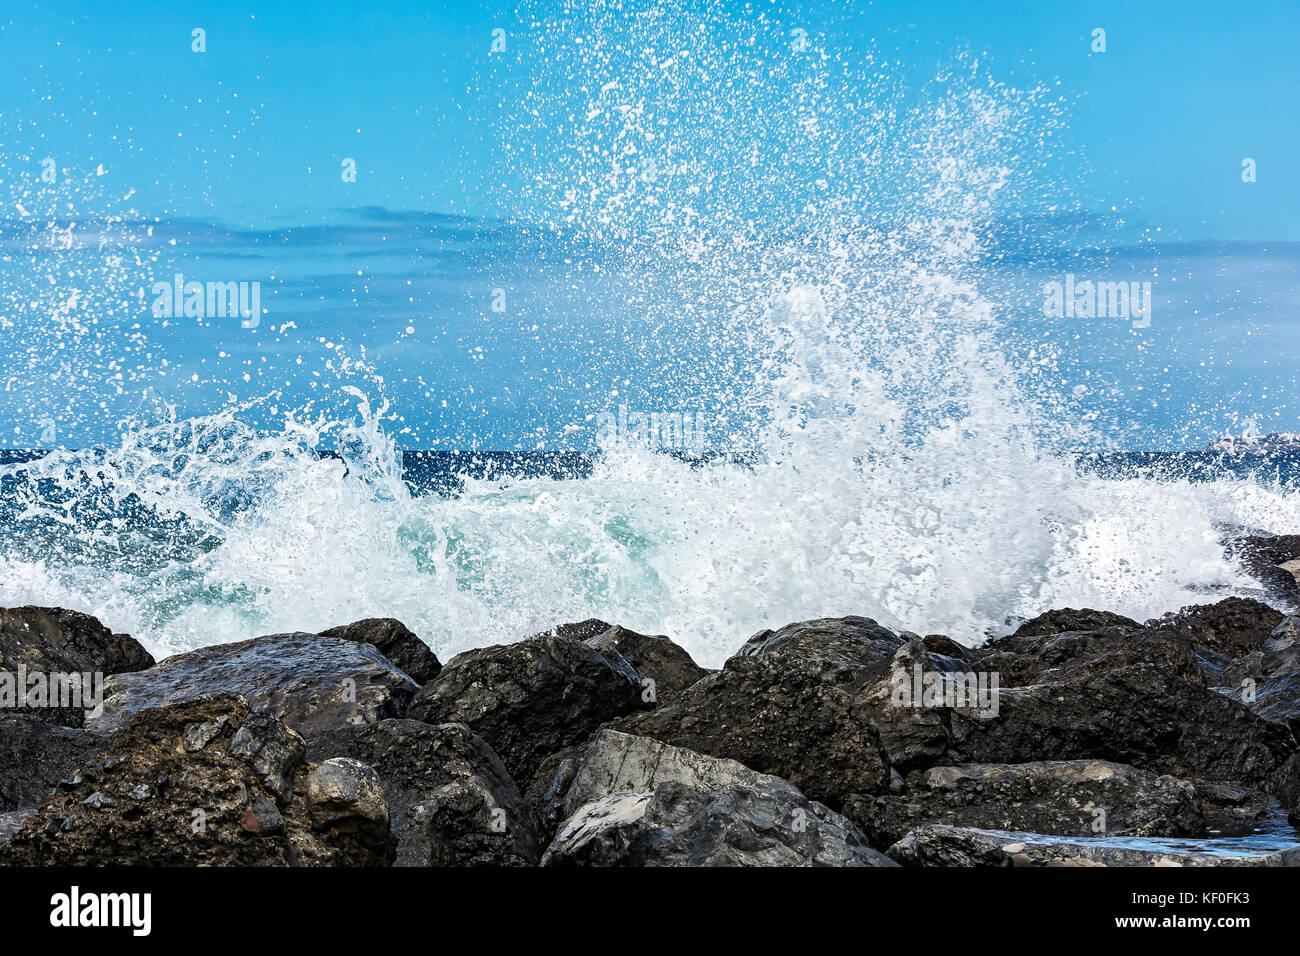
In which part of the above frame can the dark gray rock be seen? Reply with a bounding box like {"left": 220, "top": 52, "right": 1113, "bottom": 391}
{"left": 0, "top": 693, "right": 394, "bottom": 865}
{"left": 946, "top": 663, "right": 1292, "bottom": 787}
{"left": 585, "top": 625, "right": 709, "bottom": 703}
{"left": 228, "top": 711, "right": 306, "bottom": 804}
{"left": 406, "top": 634, "right": 644, "bottom": 785}
{"left": 319, "top": 618, "right": 442, "bottom": 685}
{"left": 1221, "top": 615, "right": 1300, "bottom": 726}
{"left": 1227, "top": 534, "right": 1300, "bottom": 607}
{"left": 843, "top": 760, "right": 1204, "bottom": 848}
{"left": 307, "top": 718, "right": 541, "bottom": 866}
{"left": 0, "top": 606, "right": 155, "bottom": 676}
{"left": 541, "top": 731, "right": 895, "bottom": 867}
{"left": 0, "top": 715, "right": 107, "bottom": 811}
{"left": 1009, "top": 608, "right": 1142, "bottom": 638}
{"left": 1, "top": 606, "right": 154, "bottom": 727}
{"left": 613, "top": 650, "right": 889, "bottom": 808}
{"left": 85, "top": 632, "right": 419, "bottom": 737}
{"left": 737, "top": 615, "right": 904, "bottom": 673}
{"left": 1150, "top": 597, "right": 1284, "bottom": 660}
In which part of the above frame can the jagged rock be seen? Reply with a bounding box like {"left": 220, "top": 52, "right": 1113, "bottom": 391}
{"left": 1228, "top": 534, "right": 1300, "bottom": 607}
{"left": 85, "top": 632, "right": 419, "bottom": 737}
{"left": 228, "top": 711, "right": 306, "bottom": 804}
{"left": 947, "top": 663, "right": 1292, "bottom": 787}
{"left": 1220, "top": 615, "right": 1300, "bottom": 726}
{"left": 0, "top": 606, "right": 155, "bottom": 675}
{"left": 889, "top": 823, "right": 1300, "bottom": 866}
{"left": 303, "top": 758, "right": 389, "bottom": 838}
{"left": 0, "top": 694, "right": 394, "bottom": 865}
{"left": 0, "top": 716, "right": 107, "bottom": 811}
{"left": 319, "top": 618, "right": 442, "bottom": 685}
{"left": 1, "top": 607, "right": 154, "bottom": 727}
{"left": 585, "top": 625, "right": 709, "bottom": 703}
{"left": 613, "top": 649, "right": 889, "bottom": 808}
{"left": 1151, "top": 598, "right": 1284, "bottom": 660}
{"left": 1270, "top": 751, "right": 1300, "bottom": 823}
{"left": 974, "top": 625, "right": 1202, "bottom": 687}
{"left": 406, "top": 635, "right": 644, "bottom": 785}
{"left": 737, "top": 615, "right": 904, "bottom": 673}
{"left": 541, "top": 731, "right": 895, "bottom": 867}
{"left": 307, "top": 719, "right": 541, "bottom": 866}
{"left": 1009, "top": 608, "right": 1142, "bottom": 637}
{"left": 843, "top": 760, "right": 1204, "bottom": 848}
{"left": 534, "top": 619, "right": 614, "bottom": 642}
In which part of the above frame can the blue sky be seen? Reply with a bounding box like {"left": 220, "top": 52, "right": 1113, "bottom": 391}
{"left": 5, "top": 0, "right": 1298, "bottom": 234}
{"left": 1, "top": 0, "right": 1298, "bottom": 449}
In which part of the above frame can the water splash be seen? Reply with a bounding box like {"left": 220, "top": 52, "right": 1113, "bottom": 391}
{"left": 2, "top": 2, "right": 1299, "bottom": 666}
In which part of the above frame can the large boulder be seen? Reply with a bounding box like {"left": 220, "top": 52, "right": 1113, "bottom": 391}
{"left": 406, "top": 635, "right": 645, "bottom": 786}
{"left": 889, "top": 823, "right": 1300, "bottom": 867}
{"left": 973, "top": 624, "right": 1203, "bottom": 687}
{"left": 1, "top": 607, "right": 154, "bottom": 727}
{"left": 843, "top": 760, "right": 1204, "bottom": 849}
{"left": 307, "top": 719, "right": 541, "bottom": 866}
{"left": 0, "top": 606, "right": 154, "bottom": 676}
{"left": 584, "top": 625, "right": 710, "bottom": 703}
{"left": 737, "top": 615, "right": 904, "bottom": 673}
{"left": 85, "top": 633, "right": 419, "bottom": 738}
{"left": 946, "top": 663, "right": 1292, "bottom": 787}
{"left": 1008, "top": 608, "right": 1142, "bottom": 637}
{"left": 1150, "top": 598, "right": 1284, "bottom": 660}
{"left": 613, "top": 650, "right": 889, "bottom": 808}
{"left": 0, "top": 716, "right": 107, "bottom": 811}
{"left": 0, "top": 694, "right": 394, "bottom": 865}
{"left": 541, "top": 731, "right": 894, "bottom": 867}
{"left": 319, "top": 618, "right": 442, "bottom": 685}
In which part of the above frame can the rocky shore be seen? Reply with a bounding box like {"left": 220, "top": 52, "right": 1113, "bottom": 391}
{"left": 6, "top": 577, "right": 1300, "bottom": 865}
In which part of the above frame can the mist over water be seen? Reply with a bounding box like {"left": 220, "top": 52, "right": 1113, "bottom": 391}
{"left": 2, "top": 4, "right": 1299, "bottom": 666}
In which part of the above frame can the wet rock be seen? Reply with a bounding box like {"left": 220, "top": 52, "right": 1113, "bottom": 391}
{"left": 613, "top": 650, "right": 889, "bottom": 808}
{"left": 1221, "top": 615, "right": 1300, "bottom": 726}
{"left": 304, "top": 758, "right": 389, "bottom": 831}
{"left": 585, "top": 625, "right": 710, "bottom": 703}
{"left": 406, "top": 635, "right": 644, "bottom": 785}
{"left": 534, "top": 619, "right": 614, "bottom": 642}
{"left": 947, "top": 663, "right": 1292, "bottom": 787}
{"left": 843, "top": 760, "right": 1204, "bottom": 848}
{"left": 1150, "top": 597, "right": 1284, "bottom": 660}
{"left": 1009, "top": 608, "right": 1142, "bottom": 638}
{"left": 889, "top": 823, "right": 1300, "bottom": 867}
{"left": 0, "top": 693, "right": 394, "bottom": 865}
{"left": 737, "top": 615, "right": 904, "bottom": 674}
{"left": 974, "top": 625, "right": 1202, "bottom": 687}
{"left": 228, "top": 711, "right": 306, "bottom": 804}
{"left": 542, "top": 731, "right": 894, "bottom": 867}
{"left": 86, "top": 632, "right": 418, "bottom": 737}
{"left": 1228, "top": 534, "right": 1300, "bottom": 607}
{"left": 0, "top": 715, "right": 107, "bottom": 811}
{"left": 0, "top": 606, "right": 154, "bottom": 676}
{"left": 320, "top": 618, "right": 442, "bottom": 685}
{"left": 307, "top": 719, "right": 541, "bottom": 866}
{"left": 1, "top": 606, "right": 154, "bottom": 727}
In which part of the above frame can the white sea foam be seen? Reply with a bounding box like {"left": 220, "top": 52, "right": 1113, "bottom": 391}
{"left": 2, "top": 4, "right": 1298, "bottom": 666}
